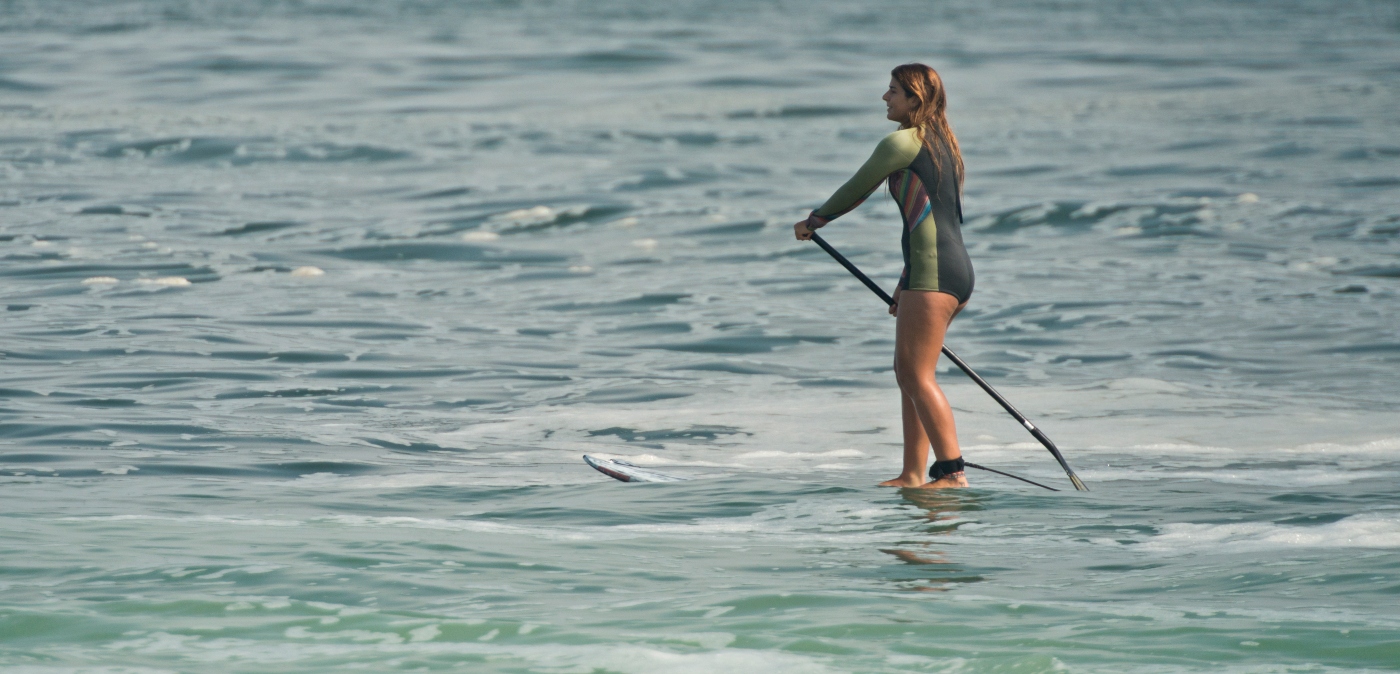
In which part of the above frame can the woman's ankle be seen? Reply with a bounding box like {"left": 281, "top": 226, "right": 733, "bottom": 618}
{"left": 928, "top": 456, "right": 965, "bottom": 481}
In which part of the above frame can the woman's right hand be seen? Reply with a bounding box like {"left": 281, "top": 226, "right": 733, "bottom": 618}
{"left": 793, "top": 220, "right": 814, "bottom": 241}
{"left": 889, "top": 286, "right": 900, "bottom": 316}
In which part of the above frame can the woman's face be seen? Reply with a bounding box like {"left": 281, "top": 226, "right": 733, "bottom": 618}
{"left": 883, "top": 78, "right": 917, "bottom": 124}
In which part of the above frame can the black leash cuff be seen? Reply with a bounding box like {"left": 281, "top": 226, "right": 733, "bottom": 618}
{"left": 929, "top": 457, "right": 965, "bottom": 481}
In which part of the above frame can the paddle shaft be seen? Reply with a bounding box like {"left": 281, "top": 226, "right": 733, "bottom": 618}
{"left": 808, "top": 231, "right": 1088, "bottom": 491}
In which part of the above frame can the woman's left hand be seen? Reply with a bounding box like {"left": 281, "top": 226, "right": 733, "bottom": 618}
{"left": 793, "top": 221, "right": 814, "bottom": 241}
{"left": 889, "top": 286, "right": 901, "bottom": 316}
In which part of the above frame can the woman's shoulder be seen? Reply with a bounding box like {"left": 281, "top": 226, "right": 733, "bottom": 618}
{"left": 873, "top": 128, "right": 922, "bottom": 162}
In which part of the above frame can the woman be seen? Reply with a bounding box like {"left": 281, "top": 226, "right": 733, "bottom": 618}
{"left": 793, "top": 63, "right": 973, "bottom": 489}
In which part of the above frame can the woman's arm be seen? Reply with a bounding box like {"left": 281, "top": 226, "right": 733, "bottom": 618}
{"left": 805, "top": 129, "right": 922, "bottom": 230}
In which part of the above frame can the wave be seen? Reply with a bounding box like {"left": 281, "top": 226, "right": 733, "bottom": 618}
{"left": 97, "top": 137, "right": 411, "bottom": 165}
{"left": 1142, "top": 514, "right": 1400, "bottom": 553}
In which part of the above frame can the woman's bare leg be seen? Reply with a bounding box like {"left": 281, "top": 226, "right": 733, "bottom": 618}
{"left": 879, "top": 389, "right": 931, "bottom": 487}
{"left": 879, "top": 290, "right": 967, "bottom": 488}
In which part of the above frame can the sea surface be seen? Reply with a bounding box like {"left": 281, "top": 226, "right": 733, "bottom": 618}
{"left": 3, "top": 1, "right": 1400, "bottom": 672}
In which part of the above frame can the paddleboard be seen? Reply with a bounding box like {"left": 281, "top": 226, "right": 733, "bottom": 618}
{"left": 585, "top": 455, "right": 1059, "bottom": 490}
{"left": 583, "top": 455, "right": 689, "bottom": 483}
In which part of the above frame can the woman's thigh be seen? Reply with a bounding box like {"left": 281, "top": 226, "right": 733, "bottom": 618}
{"left": 894, "top": 290, "right": 962, "bottom": 379}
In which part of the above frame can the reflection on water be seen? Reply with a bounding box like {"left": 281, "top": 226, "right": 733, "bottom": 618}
{"left": 880, "top": 489, "right": 980, "bottom": 591}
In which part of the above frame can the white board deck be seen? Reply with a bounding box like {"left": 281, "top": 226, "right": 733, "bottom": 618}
{"left": 583, "top": 455, "right": 690, "bottom": 483}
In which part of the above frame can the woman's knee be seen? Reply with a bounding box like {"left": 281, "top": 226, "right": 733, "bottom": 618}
{"left": 894, "top": 359, "right": 935, "bottom": 393}
{"left": 906, "top": 375, "right": 940, "bottom": 400}
{"left": 892, "top": 353, "right": 920, "bottom": 389}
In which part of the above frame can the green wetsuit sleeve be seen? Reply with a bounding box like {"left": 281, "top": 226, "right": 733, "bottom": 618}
{"left": 807, "top": 130, "right": 922, "bottom": 228}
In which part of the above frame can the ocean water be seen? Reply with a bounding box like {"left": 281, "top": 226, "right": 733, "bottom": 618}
{"left": 3, "top": 1, "right": 1400, "bottom": 671}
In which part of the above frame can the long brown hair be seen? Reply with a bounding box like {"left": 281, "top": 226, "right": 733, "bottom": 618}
{"left": 891, "top": 63, "right": 963, "bottom": 188}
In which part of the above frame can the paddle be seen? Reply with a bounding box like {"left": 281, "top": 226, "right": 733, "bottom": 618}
{"left": 808, "top": 231, "right": 1089, "bottom": 492}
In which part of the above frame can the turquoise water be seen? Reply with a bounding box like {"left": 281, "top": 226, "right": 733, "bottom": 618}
{"left": 7, "top": 466, "right": 1400, "bottom": 672}
{"left": 3, "top": 1, "right": 1400, "bottom": 671}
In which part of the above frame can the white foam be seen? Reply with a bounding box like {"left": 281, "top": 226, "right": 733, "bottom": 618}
{"left": 493, "top": 205, "right": 555, "bottom": 224}
{"left": 735, "top": 449, "right": 866, "bottom": 461}
{"left": 408, "top": 625, "right": 440, "bottom": 642}
{"left": 289, "top": 266, "right": 325, "bottom": 277}
{"left": 60, "top": 514, "right": 303, "bottom": 527}
{"left": 93, "top": 637, "right": 839, "bottom": 673}
{"left": 81, "top": 276, "right": 120, "bottom": 286}
{"left": 461, "top": 231, "right": 500, "bottom": 242}
{"left": 615, "top": 499, "right": 912, "bottom": 543}
{"left": 1142, "top": 514, "right": 1400, "bottom": 554}
{"left": 196, "top": 565, "right": 280, "bottom": 579}
{"left": 1101, "top": 378, "right": 1189, "bottom": 393}
{"left": 664, "top": 632, "right": 735, "bottom": 649}
{"left": 285, "top": 625, "right": 403, "bottom": 644}
{"left": 415, "top": 396, "right": 907, "bottom": 473}
{"left": 1088, "top": 466, "right": 1394, "bottom": 487}
{"left": 136, "top": 277, "right": 191, "bottom": 288}
{"left": 488, "top": 204, "right": 590, "bottom": 227}
{"left": 1292, "top": 437, "right": 1400, "bottom": 454}
{"left": 320, "top": 514, "right": 602, "bottom": 541}
{"left": 291, "top": 472, "right": 484, "bottom": 490}
{"left": 257, "top": 498, "right": 915, "bottom": 547}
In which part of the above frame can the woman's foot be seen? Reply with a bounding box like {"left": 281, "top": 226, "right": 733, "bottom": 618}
{"left": 918, "top": 472, "right": 968, "bottom": 489}
{"left": 879, "top": 474, "right": 926, "bottom": 488}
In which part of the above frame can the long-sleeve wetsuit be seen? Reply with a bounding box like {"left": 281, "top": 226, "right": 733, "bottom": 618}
{"left": 804, "top": 128, "right": 974, "bottom": 303}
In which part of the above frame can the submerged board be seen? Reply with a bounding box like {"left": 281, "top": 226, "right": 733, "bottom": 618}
{"left": 584, "top": 454, "right": 1063, "bottom": 490}
{"left": 583, "top": 455, "right": 690, "bottom": 483}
